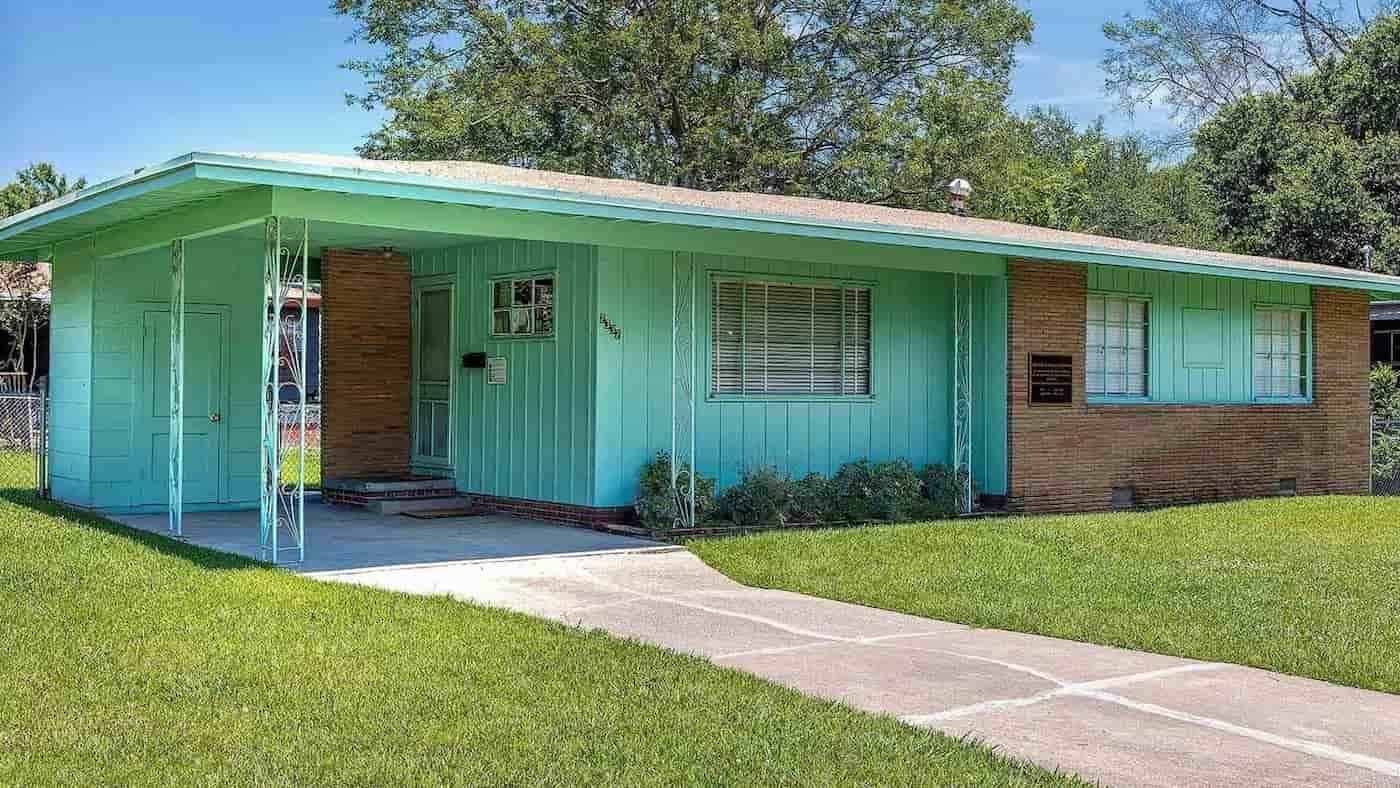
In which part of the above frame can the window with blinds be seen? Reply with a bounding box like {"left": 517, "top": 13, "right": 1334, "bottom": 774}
{"left": 711, "top": 279, "right": 872, "bottom": 396}
{"left": 1253, "top": 307, "right": 1310, "bottom": 399}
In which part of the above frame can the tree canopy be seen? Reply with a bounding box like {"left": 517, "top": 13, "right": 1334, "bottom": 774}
{"left": 1193, "top": 14, "right": 1400, "bottom": 270}
{"left": 337, "top": 0, "right": 1032, "bottom": 205}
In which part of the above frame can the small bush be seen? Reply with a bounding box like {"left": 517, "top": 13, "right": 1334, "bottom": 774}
{"left": 635, "top": 451, "right": 716, "bottom": 529}
{"left": 788, "top": 472, "right": 839, "bottom": 524}
{"left": 919, "top": 463, "right": 976, "bottom": 518}
{"left": 718, "top": 466, "right": 792, "bottom": 526}
{"left": 832, "top": 458, "right": 923, "bottom": 523}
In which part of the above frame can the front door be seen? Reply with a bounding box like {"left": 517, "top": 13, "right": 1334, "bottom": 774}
{"left": 412, "top": 280, "right": 455, "bottom": 469}
{"left": 140, "top": 307, "right": 228, "bottom": 505}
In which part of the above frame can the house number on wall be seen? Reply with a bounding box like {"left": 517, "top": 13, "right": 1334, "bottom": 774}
{"left": 599, "top": 313, "right": 622, "bottom": 340}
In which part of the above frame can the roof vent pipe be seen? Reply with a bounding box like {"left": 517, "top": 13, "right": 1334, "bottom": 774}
{"left": 1364, "top": 243, "right": 1374, "bottom": 272}
{"left": 948, "top": 178, "right": 973, "bottom": 217}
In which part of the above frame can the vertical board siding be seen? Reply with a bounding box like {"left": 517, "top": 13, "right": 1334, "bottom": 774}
{"left": 49, "top": 249, "right": 96, "bottom": 505}
{"left": 592, "top": 246, "right": 1008, "bottom": 507}
{"left": 82, "top": 237, "right": 263, "bottom": 511}
{"left": 412, "top": 239, "right": 596, "bottom": 505}
{"left": 973, "top": 276, "right": 1009, "bottom": 495}
{"left": 1087, "top": 264, "right": 1311, "bottom": 403}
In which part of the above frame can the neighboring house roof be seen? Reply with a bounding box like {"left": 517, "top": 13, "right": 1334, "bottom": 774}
{"left": 3, "top": 151, "right": 1400, "bottom": 295}
{"left": 1374, "top": 301, "right": 1400, "bottom": 321}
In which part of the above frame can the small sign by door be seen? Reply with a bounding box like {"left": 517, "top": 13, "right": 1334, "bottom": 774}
{"left": 1029, "top": 354, "right": 1073, "bottom": 405}
{"left": 486, "top": 356, "right": 507, "bottom": 385}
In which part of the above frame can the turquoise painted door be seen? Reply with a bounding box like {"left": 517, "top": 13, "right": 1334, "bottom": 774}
{"left": 412, "top": 281, "right": 455, "bottom": 469}
{"left": 139, "top": 308, "right": 227, "bottom": 505}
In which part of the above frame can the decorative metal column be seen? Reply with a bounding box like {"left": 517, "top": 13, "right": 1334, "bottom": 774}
{"left": 260, "top": 217, "right": 309, "bottom": 563}
{"left": 169, "top": 239, "right": 185, "bottom": 537}
{"left": 671, "top": 252, "right": 698, "bottom": 528}
{"left": 952, "top": 273, "right": 974, "bottom": 514}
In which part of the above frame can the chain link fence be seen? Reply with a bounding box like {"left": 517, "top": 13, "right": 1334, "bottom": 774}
{"left": 1374, "top": 418, "right": 1400, "bottom": 496}
{"left": 279, "top": 403, "right": 321, "bottom": 489}
{"left": 0, "top": 384, "right": 46, "bottom": 494}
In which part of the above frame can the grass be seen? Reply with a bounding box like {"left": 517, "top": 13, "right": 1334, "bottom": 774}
{"left": 691, "top": 496, "right": 1400, "bottom": 695}
{"left": 0, "top": 494, "right": 1080, "bottom": 786}
{"left": 278, "top": 446, "right": 321, "bottom": 489}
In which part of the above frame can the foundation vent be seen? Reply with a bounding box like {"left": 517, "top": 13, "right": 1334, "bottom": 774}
{"left": 1111, "top": 486, "right": 1136, "bottom": 510}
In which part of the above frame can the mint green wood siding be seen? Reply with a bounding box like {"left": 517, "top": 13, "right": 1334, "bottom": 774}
{"left": 592, "top": 246, "right": 1010, "bottom": 507}
{"left": 82, "top": 238, "right": 263, "bottom": 511}
{"left": 412, "top": 239, "right": 597, "bottom": 505}
{"left": 972, "top": 276, "right": 1008, "bottom": 495}
{"left": 1087, "top": 264, "right": 1311, "bottom": 403}
{"left": 50, "top": 248, "right": 96, "bottom": 505}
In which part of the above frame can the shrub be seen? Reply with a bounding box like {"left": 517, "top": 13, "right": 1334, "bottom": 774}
{"left": 788, "top": 472, "right": 839, "bottom": 524}
{"left": 831, "top": 458, "right": 923, "bottom": 523}
{"left": 918, "top": 463, "right": 976, "bottom": 518}
{"left": 1374, "top": 363, "right": 1400, "bottom": 421}
{"left": 718, "top": 466, "right": 792, "bottom": 526}
{"left": 634, "top": 451, "right": 716, "bottom": 529}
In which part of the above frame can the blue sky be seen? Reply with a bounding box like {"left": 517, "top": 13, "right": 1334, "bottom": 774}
{"left": 0, "top": 0, "right": 1165, "bottom": 185}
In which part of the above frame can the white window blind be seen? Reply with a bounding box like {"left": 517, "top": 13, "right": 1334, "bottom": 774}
{"left": 712, "top": 279, "right": 871, "bottom": 396}
{"left": 1086, "top": 295, "right": 1149, "bottom": 397}
{"left": 1253, "top": 308, "right": 1309, "bottom": 399}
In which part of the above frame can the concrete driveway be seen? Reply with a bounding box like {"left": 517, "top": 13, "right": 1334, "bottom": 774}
{"left": 314, "top": 549, "right": 1400, "bottom": 787}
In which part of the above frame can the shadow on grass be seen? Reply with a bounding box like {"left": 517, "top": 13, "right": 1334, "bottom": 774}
{"left": 0, "top": 490, "right": 273, "bottom": 573}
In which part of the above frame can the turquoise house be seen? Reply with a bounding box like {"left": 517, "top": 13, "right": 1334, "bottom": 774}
{"left": 2, "top": 152, "right": 1396, "bottom": 562}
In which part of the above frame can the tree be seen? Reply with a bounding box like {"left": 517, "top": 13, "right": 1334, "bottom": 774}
{"left": 1193, "top": 15, "right": 1400, "bottom": 269}
{"left": 1102, "top": 0, "right": 1388, "bottom": 140}
{"left": 0, "top": 164, "right": 87, "bottom": 389}
{"left": 336, "top": 0, "right": 1031, "bottom": 204}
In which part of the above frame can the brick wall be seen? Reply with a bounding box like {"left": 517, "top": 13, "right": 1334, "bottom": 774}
{"left": 1007, "top": 259, "right": 1370, "bottom": 513}
{"left": 321, "top": 248, "right": 413, "bottom": 480}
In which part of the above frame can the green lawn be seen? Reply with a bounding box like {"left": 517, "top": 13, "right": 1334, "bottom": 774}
{"left": 0, "top": 494, "right": 1078, "bottom": 786}
{"left": 279, "top": 446, "right": 321, "bottom": 489}
{"left": 691, "top": 496, "right": 1400, "bottom": 695}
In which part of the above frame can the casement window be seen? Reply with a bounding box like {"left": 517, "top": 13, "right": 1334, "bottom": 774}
{"left": 1086, "top": 294, "right": 1149, "bottom": 398}
{"left": 1253, "top": 307, "right": 1311, "bottom": 399}
{"left": 491, "top": 275, "right": 555, "bottom": 337}
{"left": 1374, "top": 328, "right": 1400, "bottom": 369}
{"left": 711, "top": 278, "right": 872, "bottom": 396}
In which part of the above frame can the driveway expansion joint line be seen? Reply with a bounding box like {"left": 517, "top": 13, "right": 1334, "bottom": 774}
{"left": 570, "top": 559, "right": 1400, "bottom": 780}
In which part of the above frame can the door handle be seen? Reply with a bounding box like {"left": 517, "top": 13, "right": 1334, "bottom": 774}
{"left": 209, "top": 412, "right": 222, "bottom": 423}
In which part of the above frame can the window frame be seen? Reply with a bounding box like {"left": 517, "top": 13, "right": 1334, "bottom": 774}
{"left": 1085, "top": 291, "right": 1152, "bottom": 403}
{"left": 706, "top": 272, "right": 877, "bottom": 402}
{"left": 488, "top": 270, "right": 558, "bottom": 341}
{"left": 1251, "top": 303, "right": 1313, "bottom": 403}
{"left": 1374, "top": 327, "right": 1400, "bottom": 369}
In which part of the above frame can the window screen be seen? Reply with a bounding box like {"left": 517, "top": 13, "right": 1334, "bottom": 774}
{"left": 711, "top": 279, "right": 871, "bottom": 396}
{"left": 1253, "top": 308, "right": 1309, "bottom": 399}
{"left": 1086, "top": 295, "right": 1149, "bottom": 397}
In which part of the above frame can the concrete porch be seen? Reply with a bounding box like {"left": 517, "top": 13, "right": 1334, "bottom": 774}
{"left": 110, "top": 499, "right": 665, "bottom": 573}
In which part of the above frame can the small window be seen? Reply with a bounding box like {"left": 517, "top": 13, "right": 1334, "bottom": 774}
{"left": 711, "top": 278, "right": 871, "bottom": 396}
{"left": 491, "top": 275, "right": 555, "bottom": 337}
{"left": 1253, "top": 307, "right": 1310, "bottom": 399}
{"left": 1086, "top": 295, "right": 1149, "bottom": 398}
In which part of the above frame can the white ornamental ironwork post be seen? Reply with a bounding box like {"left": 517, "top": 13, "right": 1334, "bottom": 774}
{"left": 169, "top": 239, "right": 185, "bottom": 536}
{"left": 953, "top": 274, "right": 974, "bottom": 514}
{"left": 260, "top": 217, "right": 309, "bottom": 563}
{"left": 671, "top": 252, "right": 697, "bottom": 528}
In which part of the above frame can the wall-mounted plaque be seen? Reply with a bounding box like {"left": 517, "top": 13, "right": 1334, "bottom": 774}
{"left": 486, "top": 356, "right": 507, "bottom": 385}
{"left": 1029, "top": 354, "right": 1073, "bottom": 404}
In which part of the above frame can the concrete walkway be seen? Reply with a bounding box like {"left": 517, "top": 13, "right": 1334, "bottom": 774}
{"left": 316, "top": 548, "right": 1400, "bottom": 788}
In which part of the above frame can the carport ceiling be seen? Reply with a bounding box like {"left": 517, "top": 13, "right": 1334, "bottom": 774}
{"left": 219, "top": 219, "right": 492, "bottom": 255}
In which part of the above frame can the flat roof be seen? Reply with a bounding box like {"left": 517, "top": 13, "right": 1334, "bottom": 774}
{"left": 4, "top": 151, "right": 1400, "bottom": 295}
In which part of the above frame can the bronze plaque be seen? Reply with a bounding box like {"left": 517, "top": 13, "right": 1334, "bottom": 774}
{"left": 1029, "top": 354, "right": 1073, "bottom": 405}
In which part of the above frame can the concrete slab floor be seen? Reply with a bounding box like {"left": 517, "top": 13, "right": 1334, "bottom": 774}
{"left": 321, "top": 548, "right": 1400, "bottom": 788}
{"left": 110, "top": 500, "right": 670, "bottom": 573}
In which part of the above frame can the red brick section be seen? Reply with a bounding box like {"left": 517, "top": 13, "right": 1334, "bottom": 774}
{"left": 1006, "top": 259, "right": 1370, "bottom": 513}
{"left": 321, "top": 248, "right": 413, "bottom": 481}
{"left": 469, "top": 494, "right": 633, "bottom": 527}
